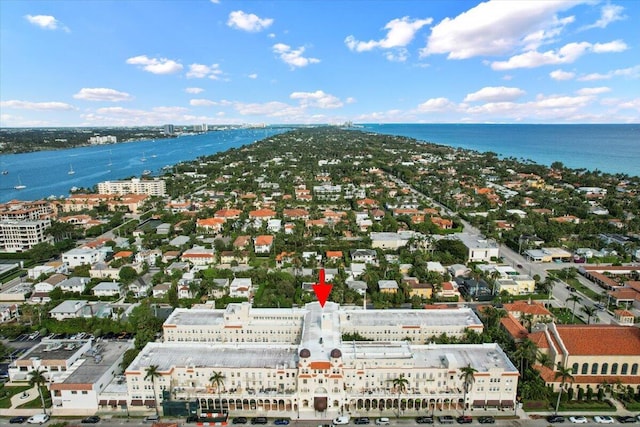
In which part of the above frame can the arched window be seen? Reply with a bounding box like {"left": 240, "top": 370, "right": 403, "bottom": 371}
{"left": 601, "top": 363, "right": 608, "bottom": 375}
{"left": 621, "top": 363, "right": 628, "bottom": 375}
{"left": 612, "top": 363, "right": 619, "bottom": 375}
{"left": 572, "top": 363, "right": 579, "bottom": 374}
{"left": 591, "top": 363, "right": 599, "bottom": 375}
{"left": 631, "top": 364, "right": 638, "bottom": 375}
{"left": 581, "top": 363, "right": 589, "bottom": 374}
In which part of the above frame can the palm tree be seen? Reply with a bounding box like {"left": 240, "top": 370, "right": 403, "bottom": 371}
{"left": 144, "top": 365, "right": 161, "bottom": 416}
{"left": 554, "top": 364, "right": 575, "bottom": 415}
{"left": 581, "top": 305, "right": 597, "bottom": 325}
{"left": 566, "top": 295, "right": 581, "bottom": 323}
{"left": 513, "top": 338, "right": 538, "bottom": 374}
{"left": 28, "top": 368, "right": 47, "bottom": 415}
{"left": 459, "top": 365, "right": 477, "bottom": 416}
{"left": 390, "top": 374, "right": 409, "bottom": 418}
{"left": 536, "top": 351, "right": 554, "bottom": 371}
{"left": 209, "top": 371, "right": 226, "bottom": 412}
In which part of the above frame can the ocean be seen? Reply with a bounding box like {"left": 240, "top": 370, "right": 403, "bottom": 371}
{"left": 363, "top": 123, "right": 639, "bottom": 177}
{"left": 0, "top": 124, "right": 638, "bottom": 203}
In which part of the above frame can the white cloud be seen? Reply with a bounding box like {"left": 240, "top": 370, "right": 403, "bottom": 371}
{"left": 616, "top": 98, "right": 640, "bottom": 111}
{"left": 234, "top": 101, "right": 303, "bottom": 118}
{"left": 272, "top": 43, "right": 320, "bottom": 69}
{"left": 575, "top": 87, "right": 611, "bottom": 96}
{"left": 0, "top": 100, "right": 75, "bottom": 111}
{"left": 73, "top": 88, "right": 132, "bottom": 102}
{"left": 126, "top": 55, "right": 183, "bottom": 74}
{"left": 25, "top": 14, "right": 69, "bottom": 32}
{"left": 416, "top": 97, "right": 457, "bottom": 113}
{"left": 210, "top": 0, "right": 220, "bottom": 3}
{"left": 82, "top": 106, "right": 223, "bottom": 126}
{"left": 550, "top": 69, "right": 575, "bottom": 80}
{"left": 187, "top": 63, "right": 223, "bottom": 79}
{"left": 581, "top": 4, "right": 626, "bottom": 30}
{"left": 227, "top": 10, "right": 273, "bottom": 32}
{"left": 490, "top": 40, "right": 626, "bottom": 70}
{"left": 578, "top": 65, "right": 640, "bottom": 81}
{"left": 248, "top": 73, "right": 258, "bottom": 79}
{"left": 421, "top": 0, "right": 580, "bottom": 59}
{"left": 290, "top": 90, "right": 343, "bottom": 109}
{"left": 190, "top": 99, "right": 217, "bottom": 107}
{"left": 592, "top": 40, "right": 627, "bottom": 53}
{"left": 185, "top": 87, "right": 204, "bottom": 94}
{"left": 464, "top": 86, "right": 526, "bottom": 102}
{"left": 345, "top": 16, "right": 432, "bottom": 61}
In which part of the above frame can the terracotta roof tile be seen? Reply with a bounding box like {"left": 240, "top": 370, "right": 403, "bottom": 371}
{"left": 556, "top": 325, "right": 640, "bottom": 355}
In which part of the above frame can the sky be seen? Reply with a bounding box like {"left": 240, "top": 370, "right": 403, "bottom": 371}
{"left": 1, "top": 0, "right": 639, "bottom": 127}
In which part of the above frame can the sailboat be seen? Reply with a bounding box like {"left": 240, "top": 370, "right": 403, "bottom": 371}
{"left": 68, "top": 164, "right": 75, "bottom": 175}
{"left": 14, "top": 176, "right": 26, "bottom": 190}
{"left": 141, "top": 152, "right": 147, "bottom": 162}
{"left": 107, "top": 150, "right": 113, "bottom": 167}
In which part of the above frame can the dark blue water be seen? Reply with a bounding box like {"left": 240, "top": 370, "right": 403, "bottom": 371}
{"left": 0, "top": 128, "right": 287, "bottom": 203}
{"left": 1, "top": 124, "right": 638, "bottom": 203}
{"left": 363, "top": 124, "right": 639, "bottom": 177}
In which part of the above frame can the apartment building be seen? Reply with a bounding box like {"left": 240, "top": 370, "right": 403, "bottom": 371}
{"left": 0, "top": 218, "right": 52, "bottom": 252}
{"left": 97, "top": 178, "right": 166, "bottom": 196}
{"left": 126, "top": 302, "right": 516, "bottom": 418}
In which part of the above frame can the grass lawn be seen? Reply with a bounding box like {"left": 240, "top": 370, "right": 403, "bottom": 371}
{"left": 550, "top": 307, "right": 585, "bottom": 324}
{"left": 556, "top": 398, "right": 615, "bottom": 412}
{"left": 620, "top": 400, "right": 640, "bottom": 411}
{"left": 566, "top": 278, "right": 601, "bottom": 301}
{"left": 0, "top": 384, "right": 32, "bottom": 409}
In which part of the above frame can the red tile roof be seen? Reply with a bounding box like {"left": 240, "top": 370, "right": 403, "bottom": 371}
{"left": 254, "top": 235, "right": 274, "bottom": 246}
{"left": 556, "top": 325, "right": 640, "bottom": 355}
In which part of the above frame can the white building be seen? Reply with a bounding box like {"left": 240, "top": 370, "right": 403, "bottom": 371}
{"left": 229, "top": 278, "right": 252, "bottom": 299}
{"left": 127, "top": 302, "right": 516, "bottom": 419}
{"left": 0, "top": 219, "right": 52, "bottom": 252}
{"left": 97, "top": 178, "right": 166, "bottom": 196}
{"left": 454, "top": 233, "right": 500, "bottom": 263}
{"left": 92, "top": 281, "right": 123, "bottom": 297}
{"left": 62, "top": 248, "right": 104, "bottom": 269}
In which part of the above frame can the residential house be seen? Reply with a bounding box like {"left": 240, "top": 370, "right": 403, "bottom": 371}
{"left": 229, "top": 278, "right": 252, "bottom": 299}
{"left": 182, "top": 246, "right": 216, "bottom": 266}
{"left": 378, "top": 280, "right": 399, "bottom": 294}
{"left": 350, "top": 249, "right": 377, "bottom": 265}
{"left": 62, "top": 248, "right": 104, "bottom": 269}
{"left": 0, "top": 304, "right": 19, "bottom": 323}
{"left": 197, "top": 218, "right": 225, "bottom": 234}
{"left": 178, "top": 285, "right": 193, "bottom": 299}
{"left": 254, "top": 235, "right": 274, "bottom": 254}
{"left": 92, "top": 281, "right": 123, "bottom": 297}
{"left": 59, "top": 277, "right": 89, "bottom": 293}
{"left": 49, "top": 300, "right": 90, "bottom": 320}
{"left": 454, "top": 233, "right": 500, "bottom": 263}
{"left": 153, "top": 283, "right": 171, "bottom": 298}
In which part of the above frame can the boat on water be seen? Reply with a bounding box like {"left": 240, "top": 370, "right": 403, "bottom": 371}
{"left": 1, "top": 170, "right": 8, "bottom": 175}
{"left": 141, "top": 152, "right": 147, "bottom": 162}
{"left": 68, "top": 164, "right": 75, "bottom": 175}
{"left": 14, "top": 176, "right": 26, "bottom": 190}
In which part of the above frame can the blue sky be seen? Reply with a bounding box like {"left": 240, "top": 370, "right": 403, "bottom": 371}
{"left": 1, "top": 0, "right": 638, "bottom": 126}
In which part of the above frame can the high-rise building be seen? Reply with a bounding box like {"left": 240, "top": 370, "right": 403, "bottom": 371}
{"left": 163, "top": 124, "right": 175, "bottom": 136}
{"left": 97, "top": 178, "right": 166, "bottom": 196}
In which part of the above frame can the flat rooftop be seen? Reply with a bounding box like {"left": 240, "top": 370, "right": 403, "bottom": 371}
{"left": 58, "top": 340, "right": 132, "bottom": 386}
{"left": 128, "top": 342, "right": 299, "bottom": 372}
{"left": 342, "top": 307, "right": 482, "bottom": 328}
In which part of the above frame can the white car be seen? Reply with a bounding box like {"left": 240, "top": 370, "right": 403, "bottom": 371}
{"left": 333, "top": 416, "right": 351, "bottom": 425}
{"left": 375, "top": 418, "right": 390, "bottom": 426}
{"left": 594, "top": 416, "right": 615, "bottom": 424}
{"left": 27, "top": 413, "right": 50, "bottom": 424}
{"left": 569, "top": 416, "right": 588, "bottom": 424}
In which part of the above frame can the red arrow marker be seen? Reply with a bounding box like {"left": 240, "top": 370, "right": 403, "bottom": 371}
{"left": 312, "top": 268, "right": 333, "bottom": 308}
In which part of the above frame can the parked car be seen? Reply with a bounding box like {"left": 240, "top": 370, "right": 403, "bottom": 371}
{"left": 81, "top": 416, "right": 101, "bottom": 424}
{"left": 143, "top": 415, "right": 160, "bottom": 423}
{"left": 416, "top": 416, "right": 434, "bottom": 424}
{"left": 594, "top": 416, "right": 615, "bottom": 424}
{"left": 232, "top": 418, "right": 248, "bottom": 425}
{"left": 274, "top": 419, "right": 290, "bottom": 426}
{"left": 375, "top": 418, "right": 390, "bottom": 426}
{"left": 186, "top": 415, "right": 199, "bottom": 423}
{"left": 457, "top": 416, "right": 472, "bottom": 424}
{"left": 9, "top": 416, "right": 28, "bottom": 424}
{"left": 333, "top": 417, "right": 351, "bottom": 425}
{"left": 26, "top": 414, "right": 50, "bottom": 424}
{"left": 438, "top": 416, "right": 455, "bottom": 424}
{"left": 547, "top": 415, "right": 566, "bottom": 423}
{"left": 569, "top": 416, "right": 588, "bottom": 424}
{"left": 616, "top": 416, "right": 637, "bottom": 424}
{"left": 251, "top": 418, "right": 268, "bottom": 425}
{"left": 354, "top": 418, "right": 370, "bottom": 425}
{"left": 478, "top": 416, "right": 495, "bottom": 424}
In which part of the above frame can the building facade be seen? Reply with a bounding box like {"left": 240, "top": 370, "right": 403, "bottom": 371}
{"left": 126, "top": 302, "right": 517, "bottom": 418}
{"left": 97, "top": 178, "right": 166, "bottom": 196}
{"left": 0, "top": 218, "right": 52, "bottom": 252}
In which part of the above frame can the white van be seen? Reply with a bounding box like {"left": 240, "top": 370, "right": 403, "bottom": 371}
{"left": 375, "top": 418, "right": 390, "bottom": 425}
{"left": 333, "top": 416, "right": 350, "bottom": 425}
{"left": 27, "top": 413, "right": 49, "bottom": 424}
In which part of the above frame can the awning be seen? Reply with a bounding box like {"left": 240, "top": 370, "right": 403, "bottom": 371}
{"left": 487, "top": 400, "right": 500, "bottom": 406}
{"left": 118, "top": 400, "right": 127, "bottom": 406}
{"left": 108, "top": 400, "right": 117, "bottom": 406}
{"left": 501, "top": 400, "right": 514, "bottom": 407}
{"left": 472, "top": 400, "right": 486, "bottom": 407}
{"left": 144, "top": 399, "right": 156, "bottom": 407}
{"left": 130, "top": 399, "right": 143, "bottom": 406}
{"left": 99, "top": 400, "right": 108, "bottom": 405}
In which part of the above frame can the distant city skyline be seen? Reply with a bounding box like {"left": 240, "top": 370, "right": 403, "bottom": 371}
{"left": 1, "top": 0, "right": 639, "bottom": 127}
